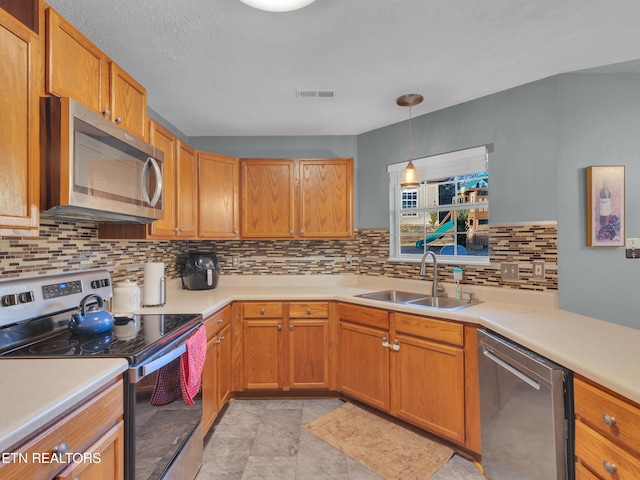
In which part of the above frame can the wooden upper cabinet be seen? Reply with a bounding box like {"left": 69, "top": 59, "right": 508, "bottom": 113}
{"left": 240, "top": 158, "right": 353, "bottom": 240}
{"left": 45, "top": 6, "right": 147, "bottom": 140}
{"left": 0, "top": 8, "right": 39, "bottom": 236}
{"left": 110, "top": 62, "right": 147, "bottom": 140}
{"left": 198, "top": 152, "right": 240, "bottom": 239}
{"left": 45, "top": 7, "right": 109, "bottom": 116}
{"left": 241, "top": 159, "right": 296, "bottom": 239}
{"left": 148, "top": 121, "right": 177, "bottom": 238}
{"left": 299, "top": 159, "right": 353, "bottom": 238}
{"left": 176, "top": 140, "right": 197, "bottom": 237}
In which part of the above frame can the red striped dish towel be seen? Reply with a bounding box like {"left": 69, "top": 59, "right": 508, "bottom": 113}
{"left": 180, "top": 325, "right": 207, "bottom": 406}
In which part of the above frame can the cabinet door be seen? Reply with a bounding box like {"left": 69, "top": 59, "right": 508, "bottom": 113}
{"left": 338, "top": 321, "right": 390, "bottom": 411}
{"left": 110, "top": 62, "right": 147, "bottom": 140}
{"left": 242, "top": 319, "right": 283, "bottom": 390}
{"left": 0, "top": 10, "right": 39, "bottom": 236}
{"left": 201, "top": 334, "right": 219, "bottom": 435}
{"left": 176, "top": 141, "right": 197, "bottom": 237}
{"left": 288, "top": 319, "right": 330, "bottom": 390}
{"left": 217, "top": 323, "right": 233, "bottom": 407}
{"left": 45, "top": 7, "right": 109, "bottom": 116}
{"left": 298, "top": 159, "right": 353, "bottom": 238}
{"left": 241, "top": 159, "right": 295, "bottom": 238}
{"left": 148, "top": 121, "right": 177, "bottom": 237}
{"left": 198, "top": 152, "right": 240, "bottom": 239}
{"left": 390, "top": 332, "right": 465, "bottom": 444}
{"left": 54, "top": 420, "right": 125, "bottom": 480}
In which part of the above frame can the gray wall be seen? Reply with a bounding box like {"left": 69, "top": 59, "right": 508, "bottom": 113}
{"left": 357, "top": 76, "right": 559, "bottom": 228}
{"left": 557, "top": 73, "right": 640, "bottom": 328}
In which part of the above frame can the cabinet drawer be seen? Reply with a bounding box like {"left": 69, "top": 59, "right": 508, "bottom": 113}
{"left": 243, "top": 302, "right": 283, "bottom": 319}
{"left": 0, "top": 378, "right": 123, "bottom": 480}
{"left": 204, "top": 305, "right": 231, "bottom": 339}
{"left": 393, "top": 312, "right": 464, "bottom": 347}
{"left": 575, "top": 377, "right": 640, "bottom": 454}
{"left": 575, "top": 462, "right": 600, "bottom": 480}
{"left": 339, "top": 303, "right": 388, "bottom": 329}
{"left": 289, "top": 302, "right": 329, "bottom": 318}
{"left": 576, "top": 420, "right": 640, "bottom": 479}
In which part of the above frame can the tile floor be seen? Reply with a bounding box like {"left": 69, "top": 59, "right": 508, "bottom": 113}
{"left": 196, "top": 399, "right": 485, "bottom": 480}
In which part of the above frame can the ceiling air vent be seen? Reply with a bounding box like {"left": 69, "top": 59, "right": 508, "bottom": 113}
{"left": 296, "top": 89, "right": 338, "bottom": 98}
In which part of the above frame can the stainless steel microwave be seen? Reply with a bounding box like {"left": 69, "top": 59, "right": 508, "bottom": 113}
{"left": 40, "top": 97, "right": 164, "bottom": 223}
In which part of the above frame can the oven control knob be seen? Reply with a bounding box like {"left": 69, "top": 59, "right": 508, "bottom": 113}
{"left": 91, "top": 280, "right": 99, "bottom": 289}
{"left": 18, "top": 291, "right": 34, "bottom": 303}
{"left": 1, "top": 294, "right": 19, "bottom": 306}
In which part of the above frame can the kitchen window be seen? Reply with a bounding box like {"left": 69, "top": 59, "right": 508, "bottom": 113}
{"left": 388, "top": 146, "right": 490, "bottom": 264}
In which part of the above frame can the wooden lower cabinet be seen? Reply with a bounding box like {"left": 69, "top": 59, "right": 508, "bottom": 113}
{"left": 287, "top": 302, "right": 332, "bottom": 390}
{"left": 202, "top": 305, "right": 232, "bottom": 436}
{"left": 337, "top": 303, "right": 478, "bottom": 450}
{"left": 574, "top": 375, "right": 640, "bottom": 479}
{"left": 390, "top": 313, "right": 466, "bottom": 444}
{"left": 237, "top": 301, "right": 334, "bottom": 391}
{"left": 338, "top": 318, "right": 390, "bottom": 411}
{"left": 0, "top": 377, "right": 124, "bottom": 480}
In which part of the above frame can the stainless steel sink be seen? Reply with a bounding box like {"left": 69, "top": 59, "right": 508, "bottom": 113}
{"left": 405, "top": 296, "right": 473, "bottom": 311}
{"left": 356, "top": 290, "right": 478, "bottom": 311}
{"left": 356, "top": 290, "right": 429, "bottom": 303}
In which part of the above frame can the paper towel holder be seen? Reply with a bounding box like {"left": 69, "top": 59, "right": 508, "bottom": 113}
{"left": 143, "top": 276, "right": 166, "bottom": 307}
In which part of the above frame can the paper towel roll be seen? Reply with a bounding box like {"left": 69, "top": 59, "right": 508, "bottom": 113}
{"left": 143, "top": 262, "right": 166, "bottom": 306}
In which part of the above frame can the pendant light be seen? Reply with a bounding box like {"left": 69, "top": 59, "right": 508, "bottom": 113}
{"left": 238, "top": 0, "right": 316, "bottom": 12}
{"left": 397, "top": 93, "right": 423, "bottom": 188}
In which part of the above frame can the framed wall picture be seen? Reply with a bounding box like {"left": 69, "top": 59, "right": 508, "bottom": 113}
{"left": 586, "top": 165, "right": 625, "bottom": 247}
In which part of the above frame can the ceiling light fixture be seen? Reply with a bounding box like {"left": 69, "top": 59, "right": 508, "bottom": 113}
{"left": 397, "top": 93, "right": 424, "bottom": 189}
{"left": 238, "top": 0, "right": 317, "bottom": 12}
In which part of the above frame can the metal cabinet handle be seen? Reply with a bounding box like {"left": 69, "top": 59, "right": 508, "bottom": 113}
{"left": 218, "top": 318, "right": 223, "bottom": 324}
{"left": 392, "top": 339, "right": 400, "bottom": 351}
{"left": 603, "top": 460, "right": 617, "bottom": 473}
{"left": 289, "top": 324, "right": 293, "bottom": 331}
{"left": 115, "top": 116, "right": 123, "bottom": 124}
{"left": 102, "top": 108, "right": 111, "bottom": 116}
{"left": 289, "top": 230, "right": 294, "bottom": 235}
{"left": 260, "top": 308, "right": 265, "bottom": 315}
{"left": 602, "top": 413, "right": 617, "bottom": 426}
{"left": 277, "top": 324, "right": 282, "bottom": 331}
{"left": 300, "top": 229, "right": 305, "bottom": 234}
{"left": 382, "top": 336, "right": 390, "bottom": 348}
{"left": 52, "top": 442, "right": 68, "bottom": 456}
{"left": 306, "top": 308, "right": 311, "bottom": 315}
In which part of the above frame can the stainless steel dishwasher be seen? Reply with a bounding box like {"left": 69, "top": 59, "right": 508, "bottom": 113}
{"left": 477, "top": 329, "right": 574, "bottom": 480}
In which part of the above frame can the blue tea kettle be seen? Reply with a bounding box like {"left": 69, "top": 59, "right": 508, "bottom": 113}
{"left": 68, "top": 294, "right": 114, "bottom": 335}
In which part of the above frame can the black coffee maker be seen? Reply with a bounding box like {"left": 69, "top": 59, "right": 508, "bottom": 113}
{"left": 180, "top": 252, "right": 220, "bottom": 290}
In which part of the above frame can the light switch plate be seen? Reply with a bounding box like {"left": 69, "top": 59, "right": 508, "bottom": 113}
{"left": 501, "top": 262, "right": 519, "bottom": 280}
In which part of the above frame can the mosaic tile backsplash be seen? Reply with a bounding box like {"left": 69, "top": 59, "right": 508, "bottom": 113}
{"left": 0, "top": 220, "right": 557, "bottom": 291}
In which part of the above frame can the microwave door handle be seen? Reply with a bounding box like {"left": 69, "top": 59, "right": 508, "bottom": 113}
{"left": 141, "top": 157, "right": 163, "bottom": 207}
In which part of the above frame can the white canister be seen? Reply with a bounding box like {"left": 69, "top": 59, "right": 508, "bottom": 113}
{"left": 112, "top": 280, "right": 141, "bottom": 314}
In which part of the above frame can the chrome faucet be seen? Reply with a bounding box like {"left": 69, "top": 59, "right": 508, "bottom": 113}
{"left": 420, "top": 251, "right": 444, "bottom": 297}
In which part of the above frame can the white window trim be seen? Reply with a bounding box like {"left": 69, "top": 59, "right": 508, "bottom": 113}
{"left": 388, "top": 146, "right": 490, "bottom": 265}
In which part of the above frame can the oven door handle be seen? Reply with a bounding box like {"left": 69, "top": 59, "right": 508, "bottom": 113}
{"left": 129, "top": 343, "right": 186, "bottom": 383}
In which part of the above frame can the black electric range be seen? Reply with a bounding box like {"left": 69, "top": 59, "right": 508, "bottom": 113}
{"left": 0, "top": 269, "right": 201, "bottom": 364}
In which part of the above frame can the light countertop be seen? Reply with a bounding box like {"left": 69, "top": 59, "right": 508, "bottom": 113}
{"left": 139, "top": 274, "right": 640, "bottom": 405}
{"left": 0, "top": 358, "right": 128, "bottom": 452}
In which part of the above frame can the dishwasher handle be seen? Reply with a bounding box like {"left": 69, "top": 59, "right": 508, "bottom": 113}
{"left": 482, "top": 347, "right": 541, "bottom": 390}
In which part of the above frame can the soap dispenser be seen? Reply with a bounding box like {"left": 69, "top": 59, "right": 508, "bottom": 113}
{"left": 453, "top": 268, "right": 463, "bottom": 299}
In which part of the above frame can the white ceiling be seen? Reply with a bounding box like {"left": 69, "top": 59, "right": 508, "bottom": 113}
{"left": 46, "top": 0, "right": 640, "bottom": 137}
